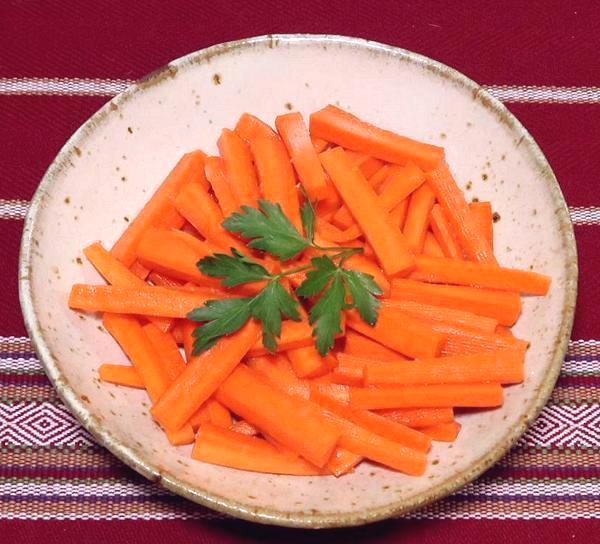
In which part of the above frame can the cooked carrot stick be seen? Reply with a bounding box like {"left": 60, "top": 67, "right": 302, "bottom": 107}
{"left": 130, "top": 260, "right": 151, "bottom": 280}
{"left": 333, "top": 162, "right": 425, "bottom": 229}
{"left": 102, "top": 314, "right": 171, "bottom": 402}
{"left": 311, "top": 136, "right": 330, "bottom": 153}
{"left": 358, "top": 156, "right": 385, "bottom": 179}
{"left": 326, "top": 448, "right": 363, "bottom": 477}
{"left": 421, "top": 421, "right": 462, "bottom": 442}
{"left": 204, "top": 156, "right": 239, "bottom": 217}
{"left": 98, "top": 363, "right": 144, "bottom": 388}
{"left": 311, "top": 397, "right": 427, "bottom": 475}
{"left": 388, "top": 199, "right": 409, "bottom": 230}
{"left": 429, "top": 204, "right": 463, "bottom": 259}
{"left": 217, "top": 129, "right": 260, "bottom": 208}
{"left": 436, "top": 323, "right": 527, "bottom": 356}
{"left": 275, "top": 112, "right": 330, "bottom": 201}
{"left": 367, "top": 164, "right": 392, "bottom": 191}
{"left": 320, "top": 147, "right": 415, "bottom": 276}
{"left": 310, "top": 105, "right": 444, "bottom": 171}
{"left": 206, "top": 400, "right": 233, "bottom": 428}
{"left": 148, "top": 271, "right": 184, "bottom": 288}
{"left": 316, "top": 218, "right": 362, "bottom": 243}
{"left": 151, "top": 321, "right": 260, "bottom": 432}
{"left": 423, "top": 232, "right": 445, "bottom": 257}
{"left": 363, "top": 349, "right": 525, "bottom": 386}
{"left": 246, "top": 355, "right": 310, "bottom": 399}
{"left": 111, "top": 151, "right": 207, "bottom": 266}
{"left": 411, "top": 255, "right": 551, "bottom": 295}
{"left": 230, "top": 419, "right": 259, "bottom": 436}
{"left": 346, "top": 307, "right": 445, "bottom": 359}
{"left": 250, "top": 136, "right": 302, "bottom": 232}
{"left": 215, "top": 365, "right": 340, "bottom": 467}
{"left": 247, "top": 318, "right": 315, "bottom": 357}
{"left": 350, "top": 383, "right": 504, "bottom": 410}
{"left": 382, "top": 299, "right": 498, "bottom": 332}
{"left": 496, "top": 325, "right": 515, "bottom": 338}
{"left": 469, "top": 201, "right": 494, "bottom": 249}
{"left": 188, "top": 404, "right": 211, "bottom": 431}
{"left": 390, "top": 278, "right": 522, "bottom": 326}
{"left": 156, "top": 206, "right": 186, "bottom": 230}
{"left": 426, "top": 162, "right": 496, "bottom": 264}
{"left": 377, "top": 408, "right": 454, "bottom": 428}
{"left": 192, "top": 423, "right": 324, "bottom": 475}
{"left": 142, "top": 322, "right": 186, "bottom": 382}
{"left": 165, "top": 425, "right": 196, "bottom": 446}
{"left": 180, "top": 319, "right": 196, "bottom": 361}
{"left": 333, "top": 355, "right": 387, "bottom": 386}
{"left": 136, "top": 227, "right": 217, "bottom": 285}
{"left": 343, "top": 253, "right": 391, "bottom": 297}
{"left": 235, "top": 113, "right": 278, "bottom": 142}
{"left": 287, "top": 344, "right": 333, "bottom": 378}
{"left": 84, "top": 242, "right": 172, "bottom": 332}
{"left": 311, "top": 387, "right": 431, "bottom": 453}
{"left": 173, "top": 181, "right": 244, "bottom": 251}
{"left": 403, "top": 183, "right": 436, "bottom": 253}
{"left": 69, "top": 284, "right": 221, "bottom": 318}
{"left": 344, "top": 330, "right": 405, "bottom": 361}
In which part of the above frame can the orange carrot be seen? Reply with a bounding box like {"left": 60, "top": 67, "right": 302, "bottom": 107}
{"left": 496, "top": 325, "right": 515, "bottom": 338}
{"left": 207, "top": 400, "right": 233, "bottom": 428}
{"left": 181, "top": 319, "right": 196, "bottom": 361}
{"left": 275, "top": 112, "right": 330, "bottom": 200}
{"left": 230, "top": 420, "right": 259, "bottom": 436}
{"left": 436, "top": 323, "right": 527, "bottom": 356}
{"left": 344, "top": 330, "right": 405, "bottom": 361}
{"left": 326, "top": 448, "right": 363, "bottom": 477}
{"left": 246, "top": 355, "right": 310, "bottom": 399}
{"left": 421, "top": 421, "right": 462, "bottom": 442}
{"left": 98, "top": 363, "right": 144, "bottom": 388}
{"left": 358, "top": 156, "right": 385, "bottom": 179}
{"left": 111, "top": 151, "right": 207, "bottom": 266}
{"left": 429, "top": 204, "right": 463, "bottom": 259}
{"left": 363, "top": 349, "right": 525, "bottom": 385}
{"left": 165, "top": 425, "right": 196, "bottom": 446}
{"left": 346, "top": 307, "right": 445, "bottom": 359}
{"left": 316, "top": 218, "right": 362, "bottom": 243}
{"left": 156, "top": 206, "right": 186, "bottom": 230}
{"left": 310, "top": 105, "right": 444, "bottom": 171}
{"left": 403, "top": 183, "right": 436, "bottom": 253}
{"left": 247, "top": 319, "right": 314, "bottom": 356}
{"left": 142, "top": 322, "right": 186, "bottom": 382}
{"left": 129, "top": 260, "right": 151, "bottom": 280}
{"left": 382, "top": 299, "right": 498, "bottom": 332}
{"left": 378, "top": 408, "right": 454, "bottom": 428}
{"left": 367, "top": 164, "right": 392, "bottom": 191}
{"left": 311, "top": 387, "right": 431, "bottom": 453}
{"left": 69, "top": 284, "right": 220, "bottom": 318}
{"left": 390, "top": 278, "right": 522, "bottom": 326}
{"left": 350, "top": 383, "right": 504, "bottom": 410}
{"left": 311, "top": 136, "right": 330, "bottom": 153}
{"left": 102, "top": 314, "right": 171, "bottom": 402}
{"left": 173, "top": 181, "right": 244, "bottom": 251}
{"left": 388, "top": 199, "right": 409, "bottom": 230}
{"left": 136, "top": 227, "right": 217, "bottom": 285}
{"left": 250, "top": 136, "right": 302, "bottom": 232}
{"left": 343, "top": 253, "right": 391, "bottom": 298}
{"left": 151, "top": 321, "right": 260, "bottom": 432}
{"left": 423, "top": 232, "right": 445, "bottom": 257}
{"left": 215, "top": 365, "right": 340, "bottom": 467}
{"left": 148, "top": 271, "right": 184, "bottom": 288}
{"left": 217, "top": 129, "right": 260, "bottom": 208}
{"left": 287, "top": 344, "right": 333, "bottom": 379}
{"left": 204, "top": 156, "right": 239, "bottom": 217}
{"left": 426, "top": 162, "right": 496, "bottom": 264}
{"left": 192, "top": 423, "right": 323, "bottom": 475}
{"left": 235, "top": 113, "right": 278, "bottom": 142}
{"left": 333, "top": 354, "right": 387, "bottom": 386}
{"left": 188, "top": 404, "right": 211, "bottom": 431}
{"left": 320, "top": 147, "right": 415, "bottom": 276}
{"left": 469, "top": 201, "right": 494, "bottom": 249}
{"left": 411, "top": 255, "right": 551, "bottom": 295}
{"left": 84, "top": 242, "right": 172, "bottom": 332}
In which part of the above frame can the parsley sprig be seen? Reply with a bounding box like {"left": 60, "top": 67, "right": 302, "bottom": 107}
{"left": 188, "top": 196, "right": 383, "bottom": 356}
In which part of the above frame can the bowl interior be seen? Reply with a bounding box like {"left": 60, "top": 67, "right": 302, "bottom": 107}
{"left": 20, "top": 35, "right": 576, "bottom": 527}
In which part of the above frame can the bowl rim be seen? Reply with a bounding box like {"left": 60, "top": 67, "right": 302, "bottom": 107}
{"left": 18, "top": 33, "right": 578, "bottom": 528}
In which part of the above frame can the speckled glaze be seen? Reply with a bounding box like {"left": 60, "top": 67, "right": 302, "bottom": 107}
{"left": 19, "top": 35, "right": 577, "bottom": 528}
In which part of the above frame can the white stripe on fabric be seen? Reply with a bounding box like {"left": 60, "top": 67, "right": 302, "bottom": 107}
{"left": 1, "top": 78, "right": 600, "bottom": 104}
{"left": 0, "top": 199, "right": 29, "bottom": 220}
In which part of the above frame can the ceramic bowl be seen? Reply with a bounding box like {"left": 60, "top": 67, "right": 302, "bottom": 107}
{"left": 19, "top": 34, "right": 577, "bottom": 527}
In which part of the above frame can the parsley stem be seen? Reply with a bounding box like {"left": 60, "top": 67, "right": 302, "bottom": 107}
{"left": 311, "top": 243, "right": 364, "bottom": 253}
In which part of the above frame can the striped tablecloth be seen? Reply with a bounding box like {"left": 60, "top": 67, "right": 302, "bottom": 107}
{"left": 1, "top": 2, "right": 598, "bottom": 542}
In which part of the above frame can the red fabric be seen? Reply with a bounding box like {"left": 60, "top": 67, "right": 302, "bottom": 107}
{"left": 1, "top": 0, "right": 598, "bottom": 541}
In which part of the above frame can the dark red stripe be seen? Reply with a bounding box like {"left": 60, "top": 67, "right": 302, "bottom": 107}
{"left": 0, "top": 220, "right": 26, "bottom": 337}
{"left": 1, "top": 1, "right": 599, "bottom": 86}
{"left": 572, "top": 226, "right": 599, "bottom": 340}
{"left": 2, "top": 519, "right": 598, "bottom": 543}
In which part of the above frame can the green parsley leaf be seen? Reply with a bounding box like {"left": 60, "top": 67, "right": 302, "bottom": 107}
{"left": 295, "top": 255, "right": 337, "bottom": 297}
{"left": 341, "top": 269, "right": 383, "bottom": 325}
{"left": 187, "top": 298, "right": 252, "bottom": 354}
{"left": 222, "top": 200, "right": 309, "bottom": 260}
{"left": 308, "top": 274, "right": 346, "bottom": 356}
{"left": 299, "top": 190, "right": 316, "bottom": 243}
{"left": 198, "top": 248, "right": 270, "bottom": 287}
{"left": 250, "top": 280, "right": 301, "bottom": 352}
